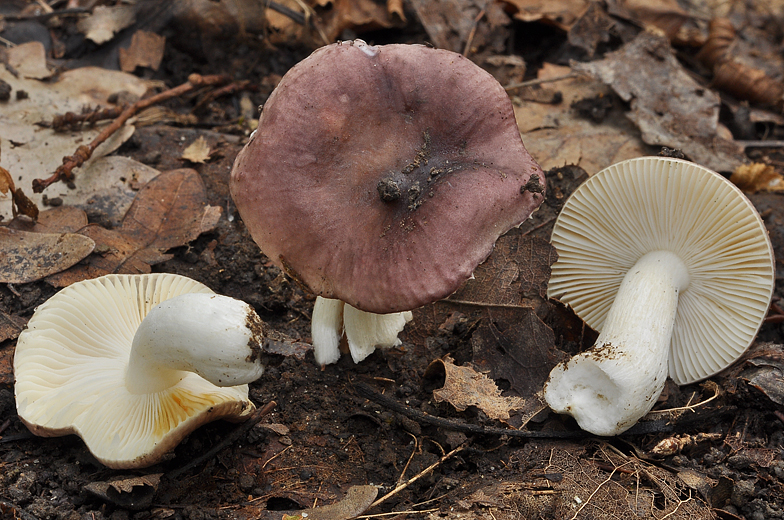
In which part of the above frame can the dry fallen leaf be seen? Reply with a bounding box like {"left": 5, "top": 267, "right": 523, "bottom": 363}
{"left": 0, "top": 67, "right": 147, "bottom": 220}
{"left": 514, "top": 63, "right": 652, "bottom": 173}
{"left": 181, "top": 136, "right": 211, "bottom": 164}
{"left": 77, "top": 5, "right": 137, "bottom": 44}
{"left": 0, "top": 227, "right": 96, "bottom": 284}
{"left": 84, "top": 474, "right": 162, "bottom": 511}
{"left": 291, "top": 485, "right": 378, "bottom": 520}
{"left": 47, "top": 169, "right": 221, "bottom": 286}
{"left": 6, "top": 41, "right": 52, "bottom": 80}
{"left": 427, "top": 356, "right": 527, "bottom": 422}
{"left": 730, "top": 163, "right": 784, "bottom": 192}
{"left": 573, "top": 31, "right": 745, "bottom": 172}
{"left": 119, "top": 30, "right": 166, "bottom": 73}
{"left": 408, "top": 0, "right": 510, "bottom": 54}
{"left": 503, "top": 0, "right": 590, "bottom": 31}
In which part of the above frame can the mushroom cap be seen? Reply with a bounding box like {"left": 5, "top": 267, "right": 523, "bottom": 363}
{"left": 231, "top": 40, "right": 544, "bottom": 314}
{"left": 547, "top": 157, "right": 775, "bottom": 385}
{"left": 14, "top": 273, "right": 256, "bottom": 469}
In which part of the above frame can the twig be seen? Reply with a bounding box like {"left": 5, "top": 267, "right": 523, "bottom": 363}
{"left": 368, "top": 444, "right": 466, "bottom": 509}
{"left": 396, "top": 432, "right": 419, "bottom": 487}
{"left": 33, "top": 73, "right": 231, "bottom": 193}
{"left": 355, "top": 382, "right": 674, "bottom": 437}
{"left": 462, "top": 8, "right": 486, "bottom": 58}
{"left": 737, "top": 140, "right": 784, "bottom": 149}
{"left": 0, "top": 7, "right": 88, "bottom": 22}
{"left": 504, "top": 73, "right": 580, "bottom": 91}
{"left": 166, "top": 400, "right": 276, "bottom": 479}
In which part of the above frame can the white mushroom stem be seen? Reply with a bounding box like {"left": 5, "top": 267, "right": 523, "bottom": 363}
{"left": 125, "top": 293, "right": 265, "bottom": 394}
{"left": 544, "top": 250, "right": 690, "bottom": 436}
{"left": 311, "top": 296, "right": 413, "bottom": 365}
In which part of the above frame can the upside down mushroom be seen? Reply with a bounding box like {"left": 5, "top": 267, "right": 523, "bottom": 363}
{"left": 230, "top": 40, "right": 545, "bottom": 365}
{"left": 14, "top": 273, "right": 269, "bottom": 469}
{"left": 544, "top": 157, "right": 775, "bottom": 436}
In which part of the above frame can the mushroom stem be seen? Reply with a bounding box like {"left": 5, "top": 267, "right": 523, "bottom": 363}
{"left": 311, "top": 296, "right": 413, "bottom": 365}
{"left": 544, "top": 250, "right": 690, "bottom": 435}
{"left": 125, "top": 293, "right": 265, "bottom": 394}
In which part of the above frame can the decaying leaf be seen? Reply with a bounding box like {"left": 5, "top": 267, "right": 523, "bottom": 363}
{"left": 77, "top": 5, "right": 137, "bottom": 44}
{"left": 573, "top": 31, "right": 745, "bottom": 172}
{"left": 84, "top": 474, "right": 162, "bottom": 511}
{"left": 6, "top": 41, "right": 52, "bottom": 80}
{"left": 0, "top": 66, "right": 147, "bottom": 220}
{"left": 181, "top": 136, "right": 211, "bottom": 163}
{"left": 0, "top": 227, "right": 95, "bottom": 284}
{"left": 503, "top": 0, "right": 590, "bottom": 31}
{"left": 427, "top": 356, "right": 527, "bottom": 422}
{"left": 408, "top": 0, "right": 510, "bottom": 54}
{"left": 0, "top": 164, "right": 39, "bottom": 221}
{"left": 119, "top": 30, "right": 166, "bottom": 73}
{"left": 47, "top": 169, "right": 221, "bottom": 286}
{"left": 730, "top": 163, "right": 784, "bottom": 193}
{"left": 0, "top": 311, "right": 26, "bottom": 343}
{"left": 289, "top": 485, "right": 378, "bottom": 520}
{"left": 514, "top": 63, "right": 652, "bottom": 173}
{"left": 316, "top": 0, "right": 406, "bottom": 45}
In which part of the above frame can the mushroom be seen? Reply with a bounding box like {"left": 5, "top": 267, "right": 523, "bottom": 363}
{"left": 544, "top": 157, "right": 775, "bottom": 436}
{"left": 14, "top": 273, "right": 267, "bottom": 469}
{"left": 230, "top": 40, "right": 544, "bottom": 364}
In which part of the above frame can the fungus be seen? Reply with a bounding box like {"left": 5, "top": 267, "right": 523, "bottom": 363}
{"left": 544, "top": 157, "right": 775, "bottom": 436}
{"left": 14, "top": 273, "right": 267, "bottom": 469}
{"left": 230, "top": 40, "right": 544, "bottom": 364}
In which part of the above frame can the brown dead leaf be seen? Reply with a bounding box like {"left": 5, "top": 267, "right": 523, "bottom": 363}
{"left": 0, "top": 311, "right": 27, "bottom": 343}
{"left": 573, "top": 31, "right": 745, "bottom": 172}
{"left": 448, "top": 234, "right": 556, "bottom": 310}
{"left": 294, "top": 485, "right": 378, "bottom": 520}
{"left": 119, "top": 30, "right": 166, "bottom": 73}
{"left": 0, "top": 227, "right": 96, "bottom": 284}
{"left": 317, "top": 0, "right": 404, "bottom": 42}
{"left": 0, "top": 341, "right": 15, "bottom": 388}
{"left": 408, "top": 0, "right": 510, "bottom": 54}
{"left": 567, "top": 2, "right": 614, "bottom": 57}
{"left": 84, "top": 474, "right": 162, "bottom": 511}
{"left": 77, "top": 5, "right": 137, "bottom": 44}
{"left": 6, "top": 42, "right": 52, "bottom": 80}
{"left": 181, "top": 136, "right": 211, "bottom": 164}
{"left": 612, "top": 0, "right": 690, "bottom": 40}
{"left": 427, "top": 356, "right": 526, "bottom": 422}
{"left": 503, "top": 0, "right": 590, "bottom": 31}
{"left": 8, "top": 206, "right": 89, "bottom": 234}
{"left": 730, "top": 163, "right": 784, "bottom": 193}
{"left": 47, "top": 169, "right": 222, "bottom": 286}
{"left": 514, "top": 63, "right": 653, "bottom": 173}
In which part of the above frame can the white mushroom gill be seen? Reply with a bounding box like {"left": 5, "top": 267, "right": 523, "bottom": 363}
{"left": 311, "top": 296, "right": 413, "bottom": 365}
{"left": 544, "top": 157, "right": 775, "bottom": 437}
{"left": 544, "top": 250, "right": 689, "bottom": 436}
{"left": 14, "top": 273, "right": 267, "bottom": 469}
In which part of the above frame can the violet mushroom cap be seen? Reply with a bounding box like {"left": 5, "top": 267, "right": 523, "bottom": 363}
{"left": 14, "top": 273, "right": 267, "bottom": 469}
{"left": 544, "top": 157, "right": 775, "bottom": 436}
{"left": 230, "top": 40, "right": 545, "bottom": 315}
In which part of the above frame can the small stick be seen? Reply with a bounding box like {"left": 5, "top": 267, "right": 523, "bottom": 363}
{"left": 33, "top": 73, "right": 231, "bottom": 193}
{"left": 504, "top": 73, "right": 580, "bottom": 91}
{"left": 355, "top": 382, "right": 674, "bottom": 437}
{"left": 167, "top": 400, "right": 276, "bottom": 479}
{"left": 368, "top": 444, "right": 466, "bottom": 510}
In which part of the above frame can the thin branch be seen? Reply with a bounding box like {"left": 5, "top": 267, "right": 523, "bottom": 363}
{"left": 504, "top": 73, "right": 580, "bottom": 91}
{"left": 33, "top": 74, "right": 231, "bottom": 193}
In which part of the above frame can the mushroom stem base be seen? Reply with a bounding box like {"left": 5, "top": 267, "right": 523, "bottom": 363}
{"left": 544, "top": 250, "right": 689, "bottom": 436}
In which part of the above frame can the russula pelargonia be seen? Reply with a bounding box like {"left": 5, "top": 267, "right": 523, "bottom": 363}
{"left": 544, "top": 157, "right": 775, "bottom": 436}
{"left": 14, "top": 273, "right": 267, "bottom": 469}
{"left": 230, "top": 40, "right": 544, "bottom": 365}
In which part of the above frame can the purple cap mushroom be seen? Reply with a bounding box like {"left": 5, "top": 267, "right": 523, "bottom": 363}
{"left": 230, "top": 40, "right": 544, "bottom": 364}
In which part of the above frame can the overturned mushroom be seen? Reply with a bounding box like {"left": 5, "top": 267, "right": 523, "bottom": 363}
{"left": 544, "top": 157, "right": 775, "bottom": 436}
{"left": 14, "top": 273, "right": 268, "bottom": 469}
{"left": 230, "top": 40, "right": 544, "bottom": 364}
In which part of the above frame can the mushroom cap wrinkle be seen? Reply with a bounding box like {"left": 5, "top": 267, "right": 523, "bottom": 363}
{"left": 14, "top": 273, "right": 265, "bottom": 469}
{"left": 231, "top": 40, "right": 544, "bottom": 314}
{"left": 548, "top": 157, "right": 775, "bottom": 385}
